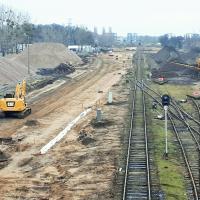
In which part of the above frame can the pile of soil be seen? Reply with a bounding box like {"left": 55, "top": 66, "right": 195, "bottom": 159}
{"left": 153, "top": 46, "right": 182, "bottom": 64}
{"left": 150, "top": 46, "right": 200, "bottom": 81}
{"left": 0, "top": 43, "right": 82, "bottom": 84}
{"left": 0, "top": 137, "right": 13, "bottom": 144}
{"left": 151, "top": 62, "right": 194, "bottom": 78}
{"left": 180, "top": 47, "right": 200, "bottom": 65}
{"left": 15, "top": 43, "right": 82, "bottom": 68}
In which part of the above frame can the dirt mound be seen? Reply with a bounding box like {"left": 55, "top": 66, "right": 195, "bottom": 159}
{"left": 0, "top": 43, "right": 82, "bottom": 84}
{"left": 151, "top": 46, "right": 196, "bottom": 80}
{"left": 14, "top": 43, "right": 82, "bottom": 68}
{"left": 0, "top": 57, "right": 26, "bottom": 84}
{"left": 180, "top": 47, "right": 200, "bottom": 65}
{"left": 154, "top": 46, "right": 182, "bottom": 64}
{"left": 151, "top": 62, "right": 198, "bottom": 80}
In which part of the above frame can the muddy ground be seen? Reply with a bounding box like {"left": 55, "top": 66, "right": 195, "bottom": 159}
{"left": 0, "top": 50, "right": 133, "bottom": 199}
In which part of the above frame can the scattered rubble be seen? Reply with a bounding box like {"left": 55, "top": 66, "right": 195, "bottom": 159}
{"left": 36, "top": 63, "right": 75, "bottom": 77}
{"left": 152, "top": 78, "right": 168, "bottom": 85}
{"left": 77, "top": 129, "right": 96, "bottom": 146}
{"left": 0, "top": 137, "right": 13, "bottom": 144}
{"left": 25, "top": 120, "right": 39, "bottom": 126}
{"left": 91, "top": 118, "right": 113, "bottom": 128}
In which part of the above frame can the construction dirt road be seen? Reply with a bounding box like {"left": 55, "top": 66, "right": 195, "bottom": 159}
{"left": 0, "top": 50, "right": 133, "bottom": 199}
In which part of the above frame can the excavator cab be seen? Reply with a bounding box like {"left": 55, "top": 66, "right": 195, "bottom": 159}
{"left": 4, "top": 93, "right": 15, "bottom": 98}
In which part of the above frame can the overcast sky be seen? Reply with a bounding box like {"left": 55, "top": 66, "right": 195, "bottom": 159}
{"left": 1, "top": 0, "right": 200, "bottom": 36}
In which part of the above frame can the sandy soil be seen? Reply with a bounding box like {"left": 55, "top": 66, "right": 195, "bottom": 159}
{"left": 0, "top": 43, "right": 82, "bottom": 84}
{"left": 0, "top": 51, "right": 133, "bottom": 199}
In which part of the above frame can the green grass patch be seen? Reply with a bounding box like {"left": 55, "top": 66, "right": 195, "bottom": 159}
{"left": 152, "top": 83, "right": 192, "bottom": 98}
{"left": 152, "top": 83, "right": 196, "bottom": 116}
{"left": 150, "top": 116, "right": 187, "bottom": 200}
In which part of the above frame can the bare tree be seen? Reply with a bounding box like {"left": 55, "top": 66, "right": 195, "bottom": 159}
{"left": 0, "top": 4, "right": 31, "bottom": 55}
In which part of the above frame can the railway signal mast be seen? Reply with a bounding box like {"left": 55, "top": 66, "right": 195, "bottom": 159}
{"left": 162, "top": 94, "right": 170, "bottom": 159}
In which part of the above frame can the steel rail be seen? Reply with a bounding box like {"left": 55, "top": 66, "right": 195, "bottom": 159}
{"left": 142, "top": 81, "right": 151, "bottom": 199}
{"left": 122, "top": 48, "right": 139, "bottom": 200}
{"left": 137, "top": 83, "right": 200, "bottom": 199}
{"left": 122, "top": 82, "right": 137, "bottom": 200}
{"left": 169, "top": 114, "right": 199, "bottom": 200}
{"left": 123, "top": 48, "right": 152, "bottom": 200}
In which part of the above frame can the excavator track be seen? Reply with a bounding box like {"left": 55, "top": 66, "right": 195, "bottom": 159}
{"left": 17, "top": 107, "right": 31, "bottom": 119}
{"left": 4, "top": 107, "right": 31, "bottom": 119}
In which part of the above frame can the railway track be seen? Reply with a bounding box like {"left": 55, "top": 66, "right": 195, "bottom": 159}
{"left": 170, "top": 113, "right": 199, "bottom": 200}
{"left": 122, "top": 48, "right": 152, "bottom": 199}
{"left": 188, "top": 97, "right": 200, "bottom": 126}
{"left": 138, "top": 82, "right": 200, "bottom": 199}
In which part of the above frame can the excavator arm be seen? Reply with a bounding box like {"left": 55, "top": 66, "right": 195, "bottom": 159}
{"left": 21, "top": 80, "right": 26, "bottom": 98}
{"left": 15, "top": 80, "right": 26, "bottom": 99}
{"left": 15, "top": 83, "right": 21, "bottom": 99}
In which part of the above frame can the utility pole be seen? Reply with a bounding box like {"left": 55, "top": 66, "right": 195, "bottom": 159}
{"left": 24, "top": 33, "right": 30, "bottom": 75}
{"left": 27, "top": 35, "right": 30, "bottom": 75}
{"left": 67, "top": 18, "right": 72, "bottom": 45}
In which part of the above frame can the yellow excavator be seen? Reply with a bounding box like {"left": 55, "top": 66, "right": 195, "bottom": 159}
{"left": 0, "top": 80, "right": 31, "bottom": 118}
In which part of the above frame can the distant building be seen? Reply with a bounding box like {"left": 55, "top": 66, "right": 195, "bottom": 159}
{"left": 102, "top": 27, "right": 106, "bottom": 35}
{"left": 184, "top": 33, "right": 200, "bottom": 40}
{"left": 116, "top": 36, "right": 126, "bottom": 44}
{"left": 109, "top": 27, "right": 112, "bottom": 34}
{"left": 126, "top": 33, "right": 138, "bottom": 44}
{"left": 68, "top": 45, "right": 96, "bottom": 53}
{"left": 94, "top": 27, "right": 98, "bottom": 34}
{"left": 68, "top": 45, "right": 81, "bottom": 52}
{"left": 167, "top": 33, "right": 174, "bottom": 39}
{"left": 185, "top": 33, "right": 193, "bottom": 39}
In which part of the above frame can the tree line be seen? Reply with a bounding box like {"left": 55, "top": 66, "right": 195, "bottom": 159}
{"left": 0, "top": 4, "right": 31, "bottom": 55}
{"left": 0, "top": 4, "right": 117, "bottom": 56}
{"left": 159, "top": 34, "right": 184, "bottom": 49}
{"left": 30, "top": 24, "right": 95, "bottom": 46}
{"left": 159, "top": 34, "right": 200, "bottom": 49}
